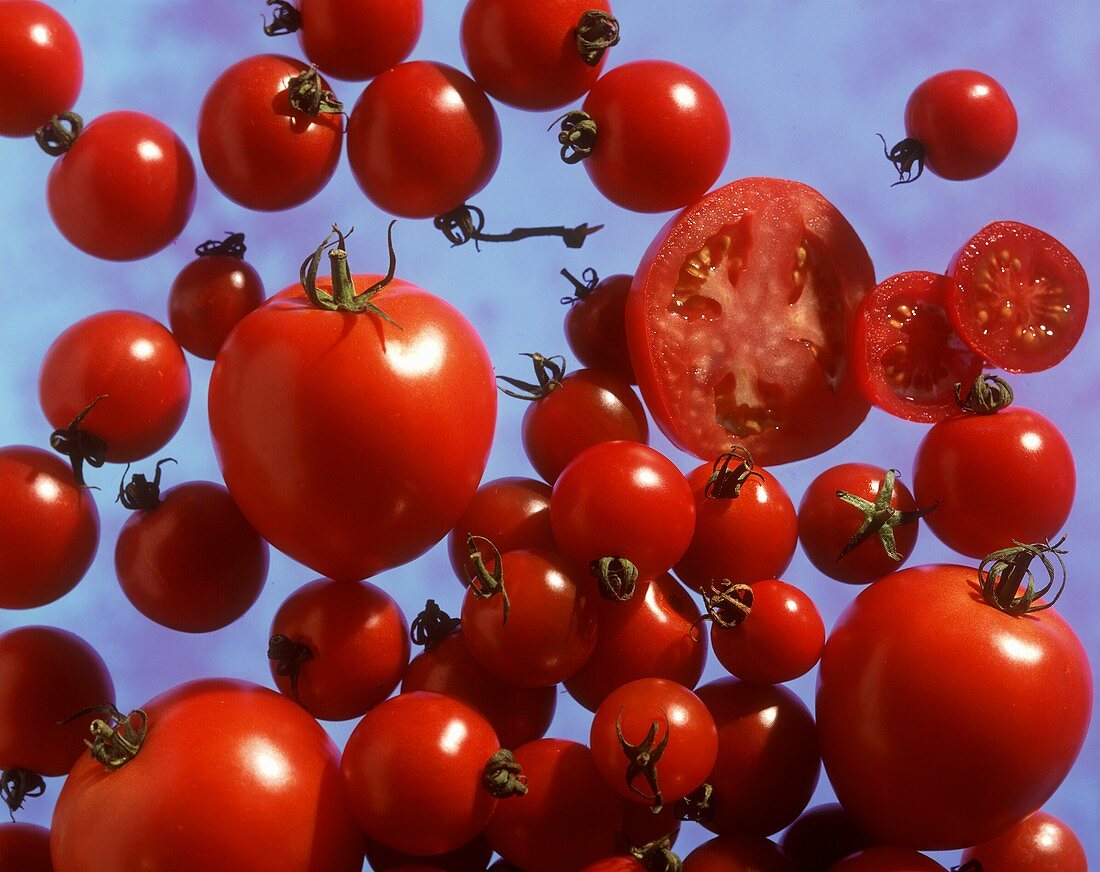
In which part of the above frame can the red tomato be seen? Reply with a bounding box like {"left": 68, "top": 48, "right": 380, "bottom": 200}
{"left": 581, "top": 860, "right": 647, "bottom": 872}
{"left": 627, "top": 178, "right": 874, "bottom": 465}
{"left": 0, "top": 626, "right": 113, "bottom": 777}
{"left": 268, "top": 577, "right": 409, "bottom": 721}
{"left": 402, "top": 630, "right": 556, "bottom": 749}
{"left": 961, "top": 811, "right": 1087, "bottom": 872}
{"left": 39, "top": 310, "right": 191, "bottom": 465}
{"left": 0, "top": 822, "right": 52, "bottom": 871}
{"left": 347, "top": 61, "right": 501, "bottom": 218}
{"left": 682, "top": 835, "right": 795, "bottom": 872}
{"left": 590, "top": 678, "right": 717, "bottom": 808}
{"left": 364, "top": 833, "right": 492, "bottom": 872}
{"left": 913, "top": 405, "right": 1074, "bottom": 558}
{"left": 198, "top": 55, "right": 343, "bottom": 211}
{"left": 461, "top": 0, "right": 615, "bottom": 110}
{"left": 0, "top": 446, "right": 98, "bottom": 609}
{"left": 947, "top": 221, "right": 1088, "bottom": 373}
{"left": 850, "top": 271, "right": 982, "bottom": 422}
{"left": 208, "top": 232, "right": 496, "bottom": 582}
{"left": 486, "top": 739, "right": 625, "bottom": 872}
{"left": 45, "top": 111, "right": 195, "bottom": 260}
{"left": 562, "top": 270, "right": 635, "bottom": 384}
{"left": 551, "top": 442, "right": 695, "bottom": 587}
{"left": 674, "top": 450, "right": 797, "bottom": 592}
{"left": 342, "top": 692, "right": 510, "bottom": 856}
{"left": 828, "top": 848, "right": 945, "bottom": 871}
{"left": 290, "top": 0, "right": 422, "bottom": 81}
{"left": 620, "top": 800, "right": 681, "bottom": 853}
{"left": 779, "top": 804, "right": 878, "bottom": 872}
{"left": 51, "top": 679, "right": 363, "bottom": 871}
{"left": 446, "top": 477, "right": 554, "bottom": 586}
{"left": 817, "top": 562, "right": 1092, "bottom": 849}
{"left": 798, "top": 464, "right": 924, "bottom": 584}
{"left": 565, "top": 572, "right": 706, "bottom": 712}
{"left": 696, "top": 677, "right": 819, "bottom": 837}
{"left": 573, "top": 60, "right": 729, "bottom": 213}
{"left": 461, "top": 548, "right": 598, "bottom": 687}
{"left": 0, "top": 0, "right": 81, "bottom": 137}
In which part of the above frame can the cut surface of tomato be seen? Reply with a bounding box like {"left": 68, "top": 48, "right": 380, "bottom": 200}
{"left": 627, "top": 178, "right": 874, "bottom": 465}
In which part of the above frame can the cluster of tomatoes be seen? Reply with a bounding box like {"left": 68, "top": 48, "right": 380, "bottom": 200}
{"left": 0, "top": 1, "right": 1094, "bottom": 871}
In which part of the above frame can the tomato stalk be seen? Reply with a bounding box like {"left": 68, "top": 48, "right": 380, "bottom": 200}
{"left": 955, "top": 374, "right": 1014, "bottom": 415}
{"left": 116, "top": 458, "right": 176, "bottom": 512}
{"left": 194, "top": 232, "right": 247, "bottom": 259}
{"left": 34, "top": 111, "right": 82, "bottom": 156}
{"left": 559, "top": 266, "right": 599, "bottom": 305}
{"left": 482, "top": 749, "right": 527, "bottom": 797}
{"left": 616, "top": 709, "right": 671, "bottom": 812}
{"left": 0, "top": 768, "right": 46, "bottom": 816}
{"left": 267, "top": 635, "right": 315, "bottom": 705}
{"left": 590, "top": 556, "right": 639, "bottom": 602}
{"left": 629, "top": 832, "right": 682, "bottom": 872}
{"left": 674, "top": 782, "right": 714, "bottom": 825}
{"left": 554, "top": 110, "right": 598, "bottom": 164}
{"left": 877, "top": 132, "right": 925, "bottom": 186}
{"left": 60, "top": 704, "right": 148, "bottom": 771}
{"left": 434, "top": 203, "right": 602, "bottom": 249}
{"left": 834, "top": 468, "right": 936, "bottom": 563}
{"left": 978, "top": 538, "right": 1068, "bottom": 616}
{"left": 49, "top": 394, "right": 108, "bottom": 488}
{"left": 299, "top": 223, "right": 401, "bottom": 325}
{"left": 704, "top": 446, "right": 764, "bottom": 500}
{"left": 286, "top": 67, "right": 343, "bottom": 117}
{"left": 410, "top": 600, "right": 461, "bottom": 651}
{"left": 466, "top": 535, "right": 511, "bottom": 625}
{"left": 261, "top": 0, "right": 300, "bottom": 36}
{"left": 701, "top": 580, "right": 754, "bottom": 629}
{"left": 575, "top": 10, "right": 620, "bottom": 66}
{"left": 496, "top": 352, "right": 566, "bottom": 400}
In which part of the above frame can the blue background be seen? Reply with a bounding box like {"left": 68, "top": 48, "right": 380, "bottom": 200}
{"left": 1, "top": 1, "right": 1097, "bottom": 867}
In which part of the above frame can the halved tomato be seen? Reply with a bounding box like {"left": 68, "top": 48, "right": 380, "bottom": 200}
{"left": 948, "top": 221, "right": 1088, "bottom": 373}
{"left": 627, "top": 178, "right": 874, "bottom": 465}
{"left": 851, "top": 271, "right": 982, "bottom": 422}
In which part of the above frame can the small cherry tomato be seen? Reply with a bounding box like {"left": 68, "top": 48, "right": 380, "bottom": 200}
{"left": 961, "top": 810, "right": 1087, "bottom": 872}
{"left": 0, "top": 822, "right": 52, "bottom": 871}
{"left": 779, "top": 804, "right": 878, "bottom": 872}
{"left": 561, "top": 269, "right": 635, "bottom": 384}
{"left": 0, "top": 0, "right": 81, "bottom": 137}
{"left": 683, "top": 834, "right": 795, "bottom": 872}
{"left": 828, "top": 848, "right": 945, "bottom": 871}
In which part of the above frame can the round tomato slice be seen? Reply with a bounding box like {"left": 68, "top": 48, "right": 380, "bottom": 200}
{"left": 627, "top": 178, "right": 874, "bottom": 465}
{"left": 851, "top": 271, "right": 982, "bottom": 423}
{"left": 948, "top": 221, "right": 1088, "bottom": 373}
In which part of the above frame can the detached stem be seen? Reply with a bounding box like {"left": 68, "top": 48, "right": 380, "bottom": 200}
{"left": 434, "top": 204, "right": 601, "bottom": 250}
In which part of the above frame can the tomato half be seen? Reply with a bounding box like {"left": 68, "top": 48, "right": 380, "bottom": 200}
{"left": 628, "top": 178, "right": 874, "bottom": 465}
{"left": 0, "top": 0, "right": 81, "bottom": 137}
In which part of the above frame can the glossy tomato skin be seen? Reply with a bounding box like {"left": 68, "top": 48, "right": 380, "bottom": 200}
{"left": 628, "top": 178, "right": 874, "bottom": 466}
{"left": 402, "top": 630, "right": 556, "bottom": 749}
{"left": 913, "top": 407, "right": 1074, "bottom": 558}
{"left": 581, "top": 60, "right": 729, "bottom": 213}
{"left": 0, "top": 822, "right": 52, "bottom": 871}
{"left": 347, "top": 61, "right": 501, "bottom": 218}
{"left": 341, "top": 692, "right": 502, "bottom": 856}
{"left": 46, "top": 111, "right": 195, "bottom": 260}
{"left": 828, "top": 848, "right": 944, "bottom": 871}
{"left": 296, "top": 0, "right": 422, "bottom": 81}
{"left": 0, "top": 446, "right": 98, "bottom": 609}
{"left": 779, "top": 804, "right": 878, "bottom": 872}
{"left": 168, "top": 251, "right": 266, "bottom": 360}
{"left": 563, "top": 273, "right": 635, "bottom": 384}
{"left": 52, "top": 678, "right": 363, "bottom": 871}
{"left": 198, "top": 55, "right": 343, "bottom": 211}
{"left": 0, "top": 0, "right": 81, "bottom": 137}
{"left": 269, "top": 578, "right": 409, "bottom": 721}
{"left": 39, "top": 310, "right": 191, "bottom": 464}
{"left": 904, "top": 70, "right": 1017, "bottom": 180}
{"left": 682, "top": 835, "right": 796, "bottom": 872}
{"left": 364, "top": 833, "right": 492, "bottom": 872}
{"left": 522, "top": 368, "right": 649, "bottom": 484}
{"left": 817, "top": 564, "right": 1092, "bottom": 849}
{"left": 960, "top": 811, "right": 1087, "bottom": 872}
{"left": 486, "top": 739, "right": 625, "bottom": 872}
{"left": 209, "top": 274, "right": 496, "bottom": 582}
{"left": 0, "top": 626, "right": 114, "bottom": 777}
{"left": 446, "top": 477, "right": 554, "bottom": 586}
{"left": 565, "top": 572, "right": 706, "bottom": 712}
{"left": 461, "top": 0, "right": 612, "bottom": 110}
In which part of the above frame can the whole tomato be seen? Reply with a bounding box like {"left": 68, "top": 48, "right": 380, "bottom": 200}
{"left": 682, "top": 835, "right": 795, "bottom": 872}
{"left": 828, "top": 848, "right": 945, "bottom": 871}
{"left": 561, "top": 269, "right": 635, "bottom": 384}
{"left": 960, "top": 810, "right": 1086, "bottom": 872}
{"left": 364, "top": 833, "right": 492, "bottom": 872}
{"left": 0, "top": 0, "right": 81, "bottom": 137}
{"left": 779, "top": 804, "right": 878, "bottom": 872}
{"left": 208, "top": 228, "right": 496, "bottom": 582}
{"left": 51, "top": 679, "right": 363, "bottom": 871}
{"left": 0, "top": 822, "right": 52, "bottom": 871}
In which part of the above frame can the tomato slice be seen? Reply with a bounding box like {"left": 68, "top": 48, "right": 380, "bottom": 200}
{"left": 627, "top": 178, "right": 874, "bottom": 465}
{"left": 948, "top": 221, "right": 1088, "bottom": 373}
{"left": 851, "top": 271, "right": 983, "bottom": 423}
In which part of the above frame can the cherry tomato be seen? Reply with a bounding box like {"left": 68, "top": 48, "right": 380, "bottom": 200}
{"left": 798, "top": 464, "right": 924, "bottom": 584}
{"left": 461, "top": 0, "right": 615, "bottom": 111}
{"left": 565, "top": 572, "right": 706, "bottom": 712}
{"left": 674, "top": 449, "right": 797, "bottom": 592}
{"left": 551, "top": 442, "right": 695, "bottom": 586}
{"left": 209, "top": 231, "right": 496, "bottom": 582}
{"left": 364, "top": 833, "right": 492, "bottom": 872}
{"left": 0, "top": 446, "right": 98, "bottom": 609}
{"left": 817, "top": 560, "right": 1092, "bottom": 849}
{"left": 347, "top": 61, "right": 501, "bottom": 218}
{"left": 829, "top": 848, "right": 945, "bottom": 871}
{"left": 45, "top": 111, "right": 195, "bottom": 260}
{"left": 341, "top": 692, "right": 508, "bottom": 856}
{"left": 562, "top": 270, "right": 635, "bottom": 384}
{"left": 779, "top": 804, "right": 878, "bottom": 872}
{"left": 696, "top": 677, "right": 819, "bottom": 837}
{"left": 850, "top": 271, "right": 982, "bottom": 422}
{"left": 627, "top": 177, "right": 874, "bottom": 465}
{"left": 947, "top": 221, "right": 1088, "bottom": 373}
{"left": 290, "top": 0, "right": 422, "bottom": 81}
{"left": 52, "top": 678, "right": 363, "bottom": 871}
{"left": 269, "top": 577, "right": 408, "bottom": 721}
{"left": 960, "top": 811, "right": 1087, "bottom": 872}
{"left": 913, "top": 403, "right": 1074, "bottom": 559}
{"left": 0, "top": 822, "right": 52, "bottom": 871}
{"left": 573, "top": 60, "right": 729, "bottom": 213}
{"left": 620, "top": 800, "right": 681, "bottom": 853}
{"left": 461, "top": 548, "right": 598, "bottom": 688}
{"left": 402, "top": 629, "right": 556, "bottom": 749}
{"left": 446, "top": 477, "right": 554, "bottom": 586}
{"left": 590, "top": 678, "right": 717, "bottom": 808}
{"left": 39, "top": 310, "right": 191, "bottom": 464}
{"left": 682, "top": 835, "right": 795, "bottom": 872}
{"left": 486, "top": 739, "right": 625, "bottom": 872}
{"left": 0, "top": 0, "right": 81, "bottom": 137}
{"left": 198, "top": 54, "right": 343, "bottom": 212}
{"left": 0, "top": 626, "right": 113, "bottom": 777}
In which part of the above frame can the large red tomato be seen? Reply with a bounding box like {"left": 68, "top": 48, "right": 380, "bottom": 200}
{"left": 0, "top": 0, "right": 81, "bottom": 137}
{"left": 208, "top": 229, "right": 496, "bottom": 581}
{"left": 51, "top": 679, "right": 363, "bottom": 871}
{"left": 627, "top": 178, "right": 874, "bottom": 465}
